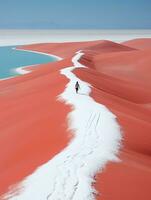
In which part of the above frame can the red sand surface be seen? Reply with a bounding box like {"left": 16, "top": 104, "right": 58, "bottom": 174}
{"left": 122, "top": 38, "right": 151, "bottom": 50}
{"left": 1, "top": 39, "right": 151, "bottom": 199}
{"left": 73, "top": 39, "right": 151, "bottom": 200}
{"left": 19, "top": 40, "right": 100, "bottom": 58}
{"left": 0, "top": 59, "right": 72, "bottom": 196}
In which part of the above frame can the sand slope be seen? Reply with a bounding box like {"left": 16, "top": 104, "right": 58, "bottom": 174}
{"left": 0, "top": 59, "right": 72, "bottom": 197}
{"left": 73, "top": 40, "right": 151, "bottom": 200}
{"left": 122, "top": 38, "right": 151, "bottom": 50}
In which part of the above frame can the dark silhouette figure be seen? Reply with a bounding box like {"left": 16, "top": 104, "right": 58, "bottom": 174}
{"left": 75, "top": 81, "right": 80, "bottom": 93}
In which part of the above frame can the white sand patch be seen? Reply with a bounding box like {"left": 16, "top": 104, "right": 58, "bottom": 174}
{"left": 3, "top": 51, "right": 122, "bottom": 200}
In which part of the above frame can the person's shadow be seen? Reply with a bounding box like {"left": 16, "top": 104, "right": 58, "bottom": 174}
{"left": 77, "top": 92, "right": 87, "bottom": 96}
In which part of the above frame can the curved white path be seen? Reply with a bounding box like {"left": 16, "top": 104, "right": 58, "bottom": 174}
{"left": 4, "top": 52, "right": 121, "bottom": 200}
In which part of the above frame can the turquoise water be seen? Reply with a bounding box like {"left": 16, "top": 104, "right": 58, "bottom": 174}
{"left": 0, "top": 46, "right": 57, "bottom": 79}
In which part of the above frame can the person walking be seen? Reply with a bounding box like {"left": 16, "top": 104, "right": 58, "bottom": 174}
{"left": 75, "top": 81, "right": 80, "bottom": 93}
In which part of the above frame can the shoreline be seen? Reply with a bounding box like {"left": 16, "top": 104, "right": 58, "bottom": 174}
{"left": 14, "top": 48, "right": 62, "bottom": 75}
{"left": 0, "top": 47, "right": 62, "bottom": 81}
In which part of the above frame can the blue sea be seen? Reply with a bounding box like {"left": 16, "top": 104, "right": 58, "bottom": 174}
{"left": 0, "top": 46, "right": 57, "bottom": 79}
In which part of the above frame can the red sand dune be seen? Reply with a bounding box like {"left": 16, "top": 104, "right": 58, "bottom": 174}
{"left": 19, "top": 40, "right": 100, "bottom": 58}
{"left": 0, "top": 59, "right": 72, "bottom": 196}
{"left": 73, "top": 40, "right": 151, "bottom": 200}
{"left": 83, "top": 40, "right": 135, "bottom": 53}
{"left": 79, "top": 49, "right": 151, "bottom": 103}
{"left": 0, "top": 39, "right": 151, "bottom": 199}
{"left": 122, "top": 38, "right": 151, "bottom": 50}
